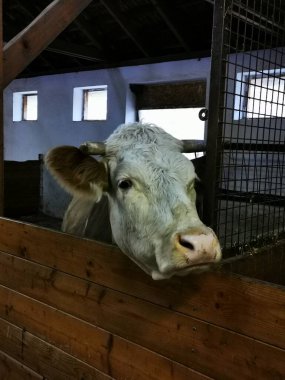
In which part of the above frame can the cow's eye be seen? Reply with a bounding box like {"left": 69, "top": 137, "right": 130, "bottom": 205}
{"left": 118, "top": 179, "right": 133, "bottom": 190}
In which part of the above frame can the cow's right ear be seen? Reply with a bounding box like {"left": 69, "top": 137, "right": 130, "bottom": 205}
{"left": 44, "top": 146, "right": 108, "bottom": 200}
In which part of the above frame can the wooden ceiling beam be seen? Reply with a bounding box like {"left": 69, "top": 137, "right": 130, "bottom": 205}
{"left": 73, "top": 19, "right": 105, "bottom": 53}
{"left": 3, "top": 0, "right": 93, "bottom": 87}
{"left": 47, "top": 40, "right": 106, "bottom": 62}
{"left": 100, "top": 0, "right": 150, "bottom": 57}
{"left": 149, "top": 0, "right": 191, "bottom": 53}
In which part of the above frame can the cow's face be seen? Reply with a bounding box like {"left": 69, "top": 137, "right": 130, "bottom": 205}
{"left": 45, "top": 123, "right": 221, "bottom": 280}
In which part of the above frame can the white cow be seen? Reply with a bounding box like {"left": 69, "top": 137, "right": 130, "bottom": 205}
{"left": 45, "top": 123, "right": 221, "bottom": 279}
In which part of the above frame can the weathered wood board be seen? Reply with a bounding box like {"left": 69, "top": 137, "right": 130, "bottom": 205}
{"left": 0, "top": 218, "right": 284, "bottom": 379}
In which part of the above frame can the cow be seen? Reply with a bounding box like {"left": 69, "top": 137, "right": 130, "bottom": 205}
{"left": 45, "top": 122, "right": 221, "bottom": 280}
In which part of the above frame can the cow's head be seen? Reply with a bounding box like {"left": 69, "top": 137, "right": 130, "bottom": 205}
{"left": 45, "top": 123, "right": 221, "bottom": 279}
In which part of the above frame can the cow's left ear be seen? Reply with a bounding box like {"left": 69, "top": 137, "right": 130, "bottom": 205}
{"left": 45, "top": 146, "right": 108, "bottom": 200}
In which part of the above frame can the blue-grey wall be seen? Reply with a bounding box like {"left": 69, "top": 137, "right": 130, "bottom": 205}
{"left": 4, "top": 57, "right": 211, "bottom": 218}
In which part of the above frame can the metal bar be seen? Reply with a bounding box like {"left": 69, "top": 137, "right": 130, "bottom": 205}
{"left": 232, "top": 1, "right": 285, "bottom": 34}
{"left": 223, "top": 142, "right": 285, "bottom": 153}
{"left": 230, "top": 10, "right": 279, "bottom": 38}
{"left": 185, "top": 141, "right": 285, "bottom": 153}
{"left": 217, "top": 189, "right": 285, "bottom": 207}
{"left": 182, "top": 140, "right": 207, "bottom": 153}
{"left": 203, "top": 0, "right": 228, "bottom": 228}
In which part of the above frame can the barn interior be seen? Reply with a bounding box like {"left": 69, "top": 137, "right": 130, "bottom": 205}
{"left": 1, "top": 0, "right": 285, "bottom": 378}
{"left": 3, "top": 0, "right": 213, "bottom": 222}
{"left": 4, "top": 0, "right": 213, "bottom": 77}
{"left": 3, "top": 0, "right": 284, "bottom": 256}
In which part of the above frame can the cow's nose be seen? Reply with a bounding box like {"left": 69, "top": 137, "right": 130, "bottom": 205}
{"left": 175, "top": 227, "right": 222, "bottom": 264}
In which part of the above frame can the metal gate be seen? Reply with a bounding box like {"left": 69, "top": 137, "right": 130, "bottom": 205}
{"left": 205, "top": 0, "right": 285, "bottom": 255}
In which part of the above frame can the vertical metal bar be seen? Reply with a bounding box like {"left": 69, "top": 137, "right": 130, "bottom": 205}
{"left": 204, "top": 0, "right": 228, "bottom": 228}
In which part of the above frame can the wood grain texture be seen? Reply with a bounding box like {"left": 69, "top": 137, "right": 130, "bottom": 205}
{"left": 3, "top": 0, "right": 93, "bottom": 87}
{"left": 223, "top": 243, "right": 285, "bottom": 285}
{"left": 0, "top": 316, "right": 112, "bottom": 380}
{"left": 0, "top": 350, "right": 42, "bottom": 380}
{"left": 0, "top": 251, "right": 284, "bottom": 379}
{"left": 0, "top": 285, "right": 207, "bottom": 380}
{"left": 0, "top": 219, "right": 284, "bottom": 352}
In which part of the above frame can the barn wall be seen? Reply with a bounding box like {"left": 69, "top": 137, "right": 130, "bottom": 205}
{"left": 4, "top": 57, "right": 211, "bottom": 162}
{"left": 4, "top": 57, "right": 211, "bottom": 218}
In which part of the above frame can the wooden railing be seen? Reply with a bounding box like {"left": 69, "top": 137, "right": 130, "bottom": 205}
{"left": 0, "top": 218, "right": 284, "bottom": 378}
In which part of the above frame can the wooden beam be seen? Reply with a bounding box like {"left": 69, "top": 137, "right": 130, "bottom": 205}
{"left": 100, "top": 0, "right": 150, "bottom": 57}
{"left": 0, "top": 350, "right": 42, "bottom": 380}
{"left": 3, "top": 0, "right": 93, "bottom": 88}
{"left": 149, "top": 0, "right": 191, "bottom": 53}
{"left": 47, "top": 40, "right": 106, "bottom": 62}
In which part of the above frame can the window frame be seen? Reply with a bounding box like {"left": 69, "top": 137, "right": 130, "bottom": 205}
{"left": 245, "top": 75, "right": 285, "bottom": 119}
{"left": 73, "top": 85, "right": 108, "bottom": 122}
{"left": 133, "top": 81, "right": 207, "bottom": 159}
{"left": 13, "top": 91, "right": 38, "bottom": 122}
{"left": 234, "top": 68, "right": 285, "bottom": 120}
{"left": 22, "top": 93, "right": 38, "bottom": 121}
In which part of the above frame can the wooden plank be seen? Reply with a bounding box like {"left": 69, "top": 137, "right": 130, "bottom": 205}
{"left": 3, "top": 0, "right": 93, "bottom": 87}
{"left": 0, "top": 350, "right": 42, "bottom": 380}
{"left": 0, "top": 316, "right": 111, "bottom": 380}
{"left": 0, "top": 285, "right": 205, "bottom": 380}
{"left": 0, "top": 219, "right": 284, "bottom": 351}
{"left": 0, "top": 252, "right": 284, "bottom": 380}
{"left": 222, "top": 243, "right": 285, "bottom": 285}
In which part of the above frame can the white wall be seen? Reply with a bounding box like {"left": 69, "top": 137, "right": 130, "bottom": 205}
{"left": 4, "top": 57, "right": 211, "bottom": 218}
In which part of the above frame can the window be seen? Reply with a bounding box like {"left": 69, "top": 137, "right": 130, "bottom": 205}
{"left": 139, "top": 108, "right": 205, "bottom": 140}
{"left": 139, "top": 108, "right": 205, "bottom": 159}
{"left": 132, "top": 81, "right": 206, "bottom": 159}
{"left": 234, "top": 69, "right": 285, "bottom": 120}
{"left": 246, "top": 76, "right": 285, "bottom": 118}
{"left": 73, "top": 86, "right": 107, "bottom": 121}
{"left": 22, "top": 93, "right": 38, "bottom": 120}
{"left": 13, "top": 91, "right": 38, "bottom": 121}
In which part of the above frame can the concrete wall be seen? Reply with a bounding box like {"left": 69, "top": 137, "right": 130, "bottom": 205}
{"left": 4, "top": 57, "right": 211, "bottom": 218}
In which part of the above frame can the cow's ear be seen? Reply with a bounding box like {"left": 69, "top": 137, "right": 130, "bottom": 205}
{"left": 45, "top": 146, "right": 108, "bottom": 200}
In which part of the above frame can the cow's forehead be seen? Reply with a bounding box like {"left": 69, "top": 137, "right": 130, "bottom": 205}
{"left": 105, "top": 122, "right": 196, "bottom": 185}
{"left": 106, "top": 122, "right": 183, "bottom": 155}
{"left": 108, "top": 147, "right": 196, "bottom": 187}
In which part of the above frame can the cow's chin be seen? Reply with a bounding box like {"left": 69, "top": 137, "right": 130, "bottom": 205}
{"left": 151, "top": 262, "right": 219, "bottom": 280}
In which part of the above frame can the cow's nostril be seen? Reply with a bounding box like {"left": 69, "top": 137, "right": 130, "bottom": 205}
{"left": 179, "top": 237, "right": 195, "bottom": 251}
